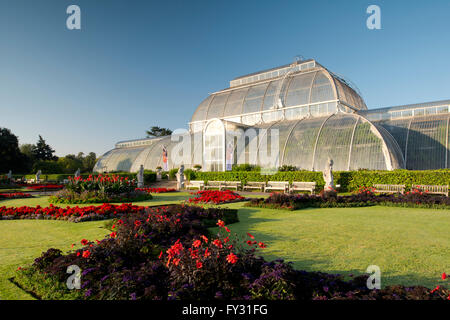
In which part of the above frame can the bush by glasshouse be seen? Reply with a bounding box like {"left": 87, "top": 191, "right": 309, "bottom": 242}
{"left": 246, "top": 187, "right": 450, "bottom": 210}
{"left": 189, "top": 169, "right": 450, "bottom": 192}
{"left": 49, "top": 174, "right": 152, "bottom": 204}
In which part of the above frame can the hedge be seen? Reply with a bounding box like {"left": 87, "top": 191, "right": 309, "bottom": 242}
{"left": 12, "top": 172, "right": 157, "bottom": 184}
{"left": 187, "top": 169, "right": 450, "bottom": 192}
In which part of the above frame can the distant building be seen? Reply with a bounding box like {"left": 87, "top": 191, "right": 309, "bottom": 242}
{"left": 94, "top": 59, "right": 450, "bottom": 172}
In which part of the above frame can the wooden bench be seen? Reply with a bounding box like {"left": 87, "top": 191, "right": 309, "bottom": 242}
{"left": 220, "top": 181, "right": 242, "bottom": 191}
{"left": 373, "top": 184, "right": 405, "bottom": 194}
{"left": 204, "top": 181, "right": 224, "bottom": 190}
{"left": 264, "top": 181, "right": 289, "bottom": 193}
{"left": 243, "top": 181, "right": 266, "bottom": 192}
{"left": 185, "top": 180, "right": 205, "bottom": 190}
{"left": 412, "top": 184, "right": 449, "bottom": 196}
{"left": 289, "top": 181, "right": 316, "bottom": 194}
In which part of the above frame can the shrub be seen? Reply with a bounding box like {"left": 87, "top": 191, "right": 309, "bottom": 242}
{"left": 169, "top": 168, "right": 178, "bottom": 180}
{"left": 188, "top": 169, "right": 450, "bottom": 193}
{"left": 49, "top": 189, "right": 152, "bottom": 204}
{"left": 246, "top": 191, "right": 450, "bottom": 211}
{"left": 232, "top": 164, "right": 260, "bottom": 172}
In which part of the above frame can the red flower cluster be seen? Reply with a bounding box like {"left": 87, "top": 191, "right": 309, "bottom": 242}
{"left": 162, "top": 219, "right": 245, "bottom": 271}
{"left": 406, "top": 188, "right": 427, "bottom": 196}
{"left": 0, "top": 203, "right": 145, "bottom": 220}
{"left": 188, "top": 190, "right": 244, "bottom": 204}
{"left": 0, "top": 192, "right": 33, "bottom": 199}
{"left": 25, "top": 184, "right": 64, "bottom": 190}
{"left": 135, "top": 187, "right": 176, "bottom": 193}
{"left": 69, "top": 174, "right": 130, "bottom": 184}
{"left": 357, "top": 186, "right": 376, "bottom": 195}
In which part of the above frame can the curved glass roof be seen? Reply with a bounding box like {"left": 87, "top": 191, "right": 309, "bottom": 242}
{"left": 190, "top": 61, "right": 367, "bottom": 127}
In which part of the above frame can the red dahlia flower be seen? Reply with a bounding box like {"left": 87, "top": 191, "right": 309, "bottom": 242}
{"left": 226, "top": 252, "right": 238, "bottom": 264}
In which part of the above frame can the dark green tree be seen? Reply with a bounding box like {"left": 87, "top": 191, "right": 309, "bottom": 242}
{"left": 20, "top": 143, "right": 36, "bottom": 172}
{"left": 57, "top": 154, "right": 83, "bottom": 173}
{"left": 146, "top": 126, "right": 172, "bottom": 138}
{"left": 83, "top": 152, "right": 97, "bottom": 172}
{"left": 31, "top": 135, "right": 57, "bottom": 161}
{"left": 0, "top": 127, "right": 27, "bottom": 173}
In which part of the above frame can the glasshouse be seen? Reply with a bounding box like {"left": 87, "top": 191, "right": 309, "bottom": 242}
{"left": 94, "top": 59, "right": 450, "bottom": 172}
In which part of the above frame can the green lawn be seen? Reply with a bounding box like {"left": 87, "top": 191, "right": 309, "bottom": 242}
{"left": 218, "top": 202, "right": 450, "bottom": 289}
{"left": 0, "top": 220, "right": 109, "bottom": 300}
{"left": 1, "top": 194, "right": 449, "bottom": 299}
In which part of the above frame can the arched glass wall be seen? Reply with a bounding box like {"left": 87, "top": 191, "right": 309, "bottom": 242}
{"left": 203, "top": 119, "right": 225, "bottom": 171}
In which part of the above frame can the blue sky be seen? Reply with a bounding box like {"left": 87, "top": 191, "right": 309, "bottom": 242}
{"left": 0, "top": 0, "right": 449, "bottom": 156}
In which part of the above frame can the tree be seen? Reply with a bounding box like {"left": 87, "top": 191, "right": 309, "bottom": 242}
{"left": 0, "top": 127, "right": 28, "bottom": 173}
{"left": 83, "top": 152, "right": 97, "bottom": 172}
{"left": 31, "top": 135, "right": 57, "bottom": 161}
{"left": 20, "top": 143, "right": 36, "bottom": 172}
{"left": 57, "top": 154, "right": 83, "bottom": 173}
{"left": 146, "top": 126, "right": 172, "bottom": 138}
{"left": 33, "top": 160, "right": 63, "bottom": 174}
{"left": 20, "top": 144, "right": 34, "bottom": 159}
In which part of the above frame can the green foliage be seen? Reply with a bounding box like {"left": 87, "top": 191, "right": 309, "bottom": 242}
{"left": 183, "top": 169, "right": 196, "bottom": 181}
{"left": 231, "top": 164, "right": 260, "bottom": 171}
{"left": 0, "top": 127, "right": 28, "bottom": 173}
{"left": 146, "top": 126, "right": 173, "bottom": 138}
{"left": 31, "top": 135, "right": 57, "bottom": 161}
{"left": 32, "top": 160, "right": 63, "bottom": 174}
{"left": 169, "top": 168, "right": 178, "bottom": 179}
{"left": 189, "top": 169, "right": 450, "bottom": 192}
{"left": 278, "top": 165, "right": 298, "bottom": 172}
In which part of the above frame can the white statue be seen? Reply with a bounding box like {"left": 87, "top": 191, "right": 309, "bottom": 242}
{"left": 75, "top": 168, "right": 81, "bottom": 178}
{"left": 323, "top": 158, "right": 335, "bottom": 191}
{"left": 176, "top": 165, "right": 185, "bottom": 190}
{"left": 35, "top": 170, "right": 42, "bottom": 182}
{"left": 156, "top": 167, "right": 162, "bottom": 181}
{"left": 7, "top": 170, "right": 12, "bottom": 180}
{"left": 137, "top": 165, "right": 144, "bottom": 188}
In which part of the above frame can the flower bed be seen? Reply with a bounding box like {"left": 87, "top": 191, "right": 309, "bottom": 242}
{"left": 0, "top": 203, "right": 146, "bottom": 222}
{"left": 49, "top": 189, "right": 152, "bottom": 204}
{"left": 24, "top": 184, "right": 64, "bottom": 191}
{"left": 188, "top": 190, "right": 245, "bottom": 204}
{"left": 0, "top": 192, "right": 33, "bottom": 200}
{"left": 247, "top": 188, "right": 450, "bottom": 211}
{"left": 13, "top": 204, "right": 449, "bottom": 300}
{"left": 48, "top": 175, "right": 152, "bottom": 204}
{"left": 135, "top": 187, "right": 177, "bottom": 193}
